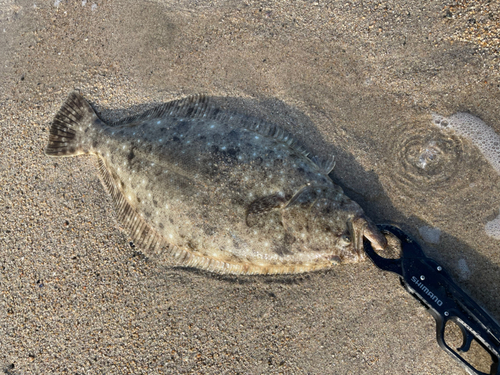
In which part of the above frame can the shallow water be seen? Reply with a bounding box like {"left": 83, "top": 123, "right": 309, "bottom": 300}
{"left": 2, "top": 0, "right": 500, "bottom": 373}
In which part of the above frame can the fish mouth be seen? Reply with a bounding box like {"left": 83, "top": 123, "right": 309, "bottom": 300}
{"left": 348, "top": 216, "right": 387, "bottom": 260}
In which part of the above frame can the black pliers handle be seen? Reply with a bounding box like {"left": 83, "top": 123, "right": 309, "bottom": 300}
{"left": 364, "top": 224, "right": 500, "bottom": 375}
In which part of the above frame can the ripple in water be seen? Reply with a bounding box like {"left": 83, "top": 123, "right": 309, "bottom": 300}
{"left": 385, "top": 126, "right": 469, "bottom": 197}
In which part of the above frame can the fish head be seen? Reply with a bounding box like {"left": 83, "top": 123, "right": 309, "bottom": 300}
{"left": 304, "top": 193, "right": 387, "bottom": 264}
{"left": 282, "top": 190, "right": 387, "bottom": 265}
{"left": 316, "top": 211, "right": 387, "bottom": 265}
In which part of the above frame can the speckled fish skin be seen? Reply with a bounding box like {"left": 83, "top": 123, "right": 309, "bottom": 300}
{"left": 45, "top": 92, "right": 386, "bottom": 275}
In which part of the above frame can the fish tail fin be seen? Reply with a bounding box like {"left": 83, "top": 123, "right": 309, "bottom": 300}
{"left": 45, "top": 92, "right": 101, "bottom": 156}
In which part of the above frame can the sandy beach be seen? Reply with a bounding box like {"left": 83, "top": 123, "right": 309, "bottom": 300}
{"left": 1, "top": 0, "right": 500, "bottom": 373}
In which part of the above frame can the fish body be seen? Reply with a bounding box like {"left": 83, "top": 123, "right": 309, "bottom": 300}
{"left": 46, "top": 92, "right": 385, "bottom": 274}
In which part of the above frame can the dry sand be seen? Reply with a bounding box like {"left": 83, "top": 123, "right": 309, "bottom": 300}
{"left": 1, "top": 0, "right": 500, "bottom": 374}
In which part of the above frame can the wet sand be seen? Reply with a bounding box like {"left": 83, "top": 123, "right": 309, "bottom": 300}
{"left": 1, "top": 0, "right": 500, "bottom": 374}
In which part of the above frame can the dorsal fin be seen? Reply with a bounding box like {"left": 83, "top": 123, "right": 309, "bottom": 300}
{"left": 112, "top": 95, "right": 311, "bottom": 158}
{"left": 242, "top": 117, "right": 310, "bottom": 157}
{"left": 311, "top": 155, "right": 336, "bottom": 174}
{"left": 111, "top": 95, "right": 212, "bottom": 126}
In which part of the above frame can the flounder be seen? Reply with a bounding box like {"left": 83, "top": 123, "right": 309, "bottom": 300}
{"left": 45, "top": 92, "right": 386, "bottom": 274}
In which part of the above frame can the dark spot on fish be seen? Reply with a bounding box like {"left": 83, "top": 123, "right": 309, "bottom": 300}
{"left": 172, "top": 136, "right": 180, "bottom": 143}
{"left": 186, "top": 240, "right": 197, "bottom": 251}
{"left": 212, "top": 133, "right": 222, "bottom": 143}
{"left": 158, "top": 222, "right": 164, "bottom": 229}
{"left": 248, "top": 194, "right": 286, "bottom": 215}
{"left": 224, "top": 147, "right": 239, "bottom": 158}
{"left": 203, "top": 225, "right": 216, "bottom": 236}
{"left": 174, "top": 178, "right": 191, "bottom": 191}
{"left": 272, "top": 240, "right": 293, "bottom": 256}
{"left": 120, "top": 180, "right": 125, "bottom": 189}
{"left": 153, "top": 199, "right": 158, "bottom": 207}
{"left": 274, "top": 159, "right": 284, "bottom": 167}
{"left": 246, "top": 194, "right": 286, "bottom": 227}
{"left": 92, "top": 140, "right": 98, "bottom": 148}
{"left": 137, "top": 197, "right": 141, "bottom": 203}
{"left": 211, "top": 145, "right": 240, "bottom": 163}
{"left": 127, "top": 149, "right": 135, "bottom": 161}
{"left": 231, "top": 237, "right": 241, "bottom": 249}
{"left": 266, "top": 150, "right": 275, "bottom": 159}
{"left": 174, "top": 119, "right": 190, "bottom": 134}
{"left": 283, "top": 232, "right": 295, "bottom": 245}
{"left": 169, "top": 217, "right": 174, "bottom": 224}
{"left": 227, "top": 129, "right": 240, "bottom": 142}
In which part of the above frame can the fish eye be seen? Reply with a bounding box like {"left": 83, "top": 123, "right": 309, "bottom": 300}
{"left": 330, "top": 256, "right": 340, "bottom": 265}
{"left": 341, "top": 234, "right": 351, "bottom": 243}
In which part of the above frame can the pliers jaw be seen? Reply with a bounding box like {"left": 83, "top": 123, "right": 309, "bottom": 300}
{"left": 363, "top": 224, "right": 500, "bottom": 375}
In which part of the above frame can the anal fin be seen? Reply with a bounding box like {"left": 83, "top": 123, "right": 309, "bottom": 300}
{"left": 96, "top": 157, "right": 164, "bottom": 255}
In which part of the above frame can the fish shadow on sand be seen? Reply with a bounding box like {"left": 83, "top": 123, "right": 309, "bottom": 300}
{"left": 90, "top": 94, "right": 500, "bottom": 316}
